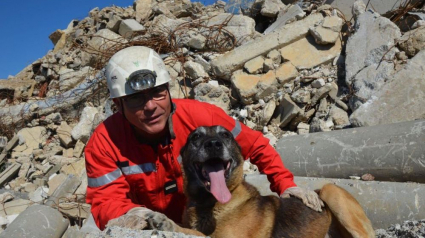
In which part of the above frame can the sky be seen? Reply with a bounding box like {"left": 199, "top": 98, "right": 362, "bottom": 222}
{"left": 0, "top": 0, "right": 219, "bottom": 79}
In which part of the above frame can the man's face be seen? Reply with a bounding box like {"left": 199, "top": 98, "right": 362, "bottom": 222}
{"left": 115, "top": 85, "right": 172, "bottom": 138}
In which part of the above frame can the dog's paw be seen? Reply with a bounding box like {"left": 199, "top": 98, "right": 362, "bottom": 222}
{"left": 145, "top": 211, "right": 176, "bottom": 231}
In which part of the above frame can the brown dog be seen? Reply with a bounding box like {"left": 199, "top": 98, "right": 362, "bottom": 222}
{"left": 174, "top": 125, "right": 375, "bottom": 238}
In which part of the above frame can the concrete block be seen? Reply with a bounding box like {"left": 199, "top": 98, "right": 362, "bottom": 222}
{"left": 210, "top": 13, "right": 324, "bottom": 79}
{"left": 0, "top": 163, "right": 21, "bottom": 187}
{"left": 325, "top": 0, "right": 421, "bottom": 21}
{"left": 0, "top": 205, "right": 69, "bottom": 238}
{"left": 275, "top": 119, "right": 425, "bottom": 183}
{"left": 279, "top": 35, "right": 342, "bottom": 69}
{"left": 118, "top": 19, "right": 145, "bottom": 38}
{"left": 245, "top": 175, "right": 425, "bottom": 229}
{"left": 45, "top": 174, "right": 81, "bottom": 207}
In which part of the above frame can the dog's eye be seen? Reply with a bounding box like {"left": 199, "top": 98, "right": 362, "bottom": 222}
{"left": 220, "top": 132, "right": 232, "bottom": 138}
{"left": 191, "top": 133, "right": 200, "bottom": 140}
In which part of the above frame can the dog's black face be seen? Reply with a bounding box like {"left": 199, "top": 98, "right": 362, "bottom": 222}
{"left": 181, "top": 126, "right": 244, "bottom": 205}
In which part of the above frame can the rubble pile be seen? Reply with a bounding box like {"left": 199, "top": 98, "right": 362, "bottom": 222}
{"left": 0, "top": 0, "right": 424, "bottom": 237}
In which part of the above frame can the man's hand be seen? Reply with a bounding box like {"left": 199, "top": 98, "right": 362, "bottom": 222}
{"left": 106, "top": 207, "right": 177, "bottom": 231}
{"left": 280, "top": 187, "right": 325, "bottom": 212}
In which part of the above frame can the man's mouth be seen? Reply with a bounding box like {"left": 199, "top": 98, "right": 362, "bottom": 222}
{"left": 194, "top": 158, "right": 232, "bottom": 204}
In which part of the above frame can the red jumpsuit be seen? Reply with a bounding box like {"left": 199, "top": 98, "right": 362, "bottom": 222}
{"left": 85, "top": 99, "right": 296, "bottom": 230}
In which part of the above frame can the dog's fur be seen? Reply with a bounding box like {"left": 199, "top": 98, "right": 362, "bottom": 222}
{"left": 163, "top": 126, "right": 374, "bottom": 237}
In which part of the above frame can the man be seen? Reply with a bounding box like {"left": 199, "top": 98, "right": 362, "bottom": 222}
{"left": 85, "top": 46, "right": 323, "bottom": 230}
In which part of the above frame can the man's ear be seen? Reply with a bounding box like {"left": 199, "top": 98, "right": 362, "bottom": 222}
{"left": 112, "top": 98, "right": 123, "bottom": 114}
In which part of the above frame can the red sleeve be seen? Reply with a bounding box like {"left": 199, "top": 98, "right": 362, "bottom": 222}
{"left": 85, "top": 129, "right": 139, "bottom": 230}
{"left": 205, "top": 103, "right": 297, "bottom": 195}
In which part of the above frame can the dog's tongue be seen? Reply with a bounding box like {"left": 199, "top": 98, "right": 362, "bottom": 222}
{"left": 204, "top": 163, "right": 232, "bottom": 204}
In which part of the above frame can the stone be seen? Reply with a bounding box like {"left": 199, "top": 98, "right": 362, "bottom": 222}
{"left": 275, "top": 62, "right": 298, "bottom": 84}
{"left": 325, "top": 0, "right": 422, "bottom": 20}
{"left": 205, "top": 13, "right": 256, "bottom": 46}
{"left": 57, "top": 121, "right": 73, "bottom": 148}
{"left": 118, "top": 19, "right": 145, "bottom": 38}
{"left": 134, "top": 0, "right": 153, "bottom": 22}
{"left": 187, "top": 33, "right": 207, "bottom": 50}
{"left": 261, "top": 0, "right": 285, "bottom": 18}
{"left": 352, "top": 0, "right": 366, "bottom": 19}
{"left": 297, "top": 122, "right": 310, "bottom": 134}
{"left": 267, "top": 49, "right": 281, "bottom": 65}
{"left": 231, "top": 70, "right": 278, "bottom": 105}
{"left": 291, "top": 89, "right": 311, "bottom": 104}
{"left": 48, "top": 173, "right": 67, "bottom": 196}
{"left": 350, "top": 50, "right": 425, "bottom": 127}
{"left": 61, "top": 158, "right": 86, "bottom": 177}
{"left": 58, "top": 66, "right": 92, "bottom": 91}
{"left": 71, "top": 106, "right": 101, "bottom": 143}
{"left": 311, "top": 78, "right": 326, "bottom": 88}
{"left": 211, "top": 13, "right": 324, "bottom": 79}
{"left": 0, "top": 199, "right": 32, "bottom": 216}
{"left": 106, "top": 13, "right": 122, "bottom": 32}
{"left": 311, "top": 83, "right": 333, "bottom": 105}
{"left": 309, "top": 26, "right": 339, "bottom": 45}
{"left": 279, "top": 35, "right": 342, "bottom": 70}
{"left": 398, "top": 26, "right": 425, "bottom": 57}
{"left": 59, "top": 202, "right": 91, "bottom": 219}
{"left": 15, "top": 127, "right": 47, "bottom": 157}
{"left": 272, "top": 94, "right": 302, "bottom": 128}
{"left": 194, "top": 83, "right": 231, "bottom": 113}
{"left": 73, "top": 140, "right": 85, "bottom": 158}
{"left": 330, "top": 105, "right": 350, "bottom": 127}
{"left": 345, "top": 10, "right": 401, "bottom": 87}
{"left": 184, "top": 61, "right": 209, "bottom": 80}
{"left": 264, "top": 4, "right": 304, "bottom": 35}
{"left": 263, "top": 58, "right": 275, "bottom": 72}
{"left": 150, "top": 15, "right": 188, "bottom": 37}
{"left": 322, "top": 16, "right": 344, "bottom": 32}
{"left": 244, "top": 56, "right": 265, "bottom": 74}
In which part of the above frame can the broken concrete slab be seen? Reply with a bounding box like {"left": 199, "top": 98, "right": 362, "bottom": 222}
{"left": 210, "top": 13, "right": 324, "bottom": 79}
{"left": 279, "top": 35, "right": 342, "bottom": 69}
{"left": 345, "top": 10, "right": 401, "bottom": 87}
{"left": 0, "top": 163, "right": 21, "bottom": 187}
{"left": 275, "top": 119, "right": 425, "bottom": 183}
{"left": 350, "top": 50, "right": 425, "bottom": 127}
{"left": 246, "top": 174, "right": 425, "bottom": 229}
{"left": 71, "top": 106, "right": 101, "bottom": 143}
{"left": 231, "top": 70, "right": 278, "bottom": 105}
{"left": 45, "top": 174, "right": 81, "bottom": 207}
{"left": 272, "top": 94, "right": 302, "bottom": 128}
{"left": 0, "top": 199, "right": 32, "bottom": 217}
{"left": 264, "top": 4, "right": 304, "bottom": 35}
{"left": 57, "top": 121, "right": 74, "bottom": 148}
{"left": 205, "top": 13, "right": 256, "bottom": 46}
{"left": 0, "top": 205, "right": 69, "bottom": 238}
{"left": 325, "top": 0, "right": 422, "bottom": 21}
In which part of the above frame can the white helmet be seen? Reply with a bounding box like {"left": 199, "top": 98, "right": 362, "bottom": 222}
{"left": 105, "top": 46, "right": 171, "bottom": 98}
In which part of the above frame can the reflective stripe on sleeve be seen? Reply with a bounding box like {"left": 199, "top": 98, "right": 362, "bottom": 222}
{"left": 231, "top": 119, "right": 242, "bottom": 138}
{"left": 121, "top": 163, "right": 156, "bottom": 175}
{"left": 177, "top": 155, "right": 182, "bottom": 164}
{"left": 88, "top": 168, "right": 122, "bottom": 188}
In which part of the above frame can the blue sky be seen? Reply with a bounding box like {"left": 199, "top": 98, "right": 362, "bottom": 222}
{"left": 0, "top": 0, "right": 218, "bottom": 79}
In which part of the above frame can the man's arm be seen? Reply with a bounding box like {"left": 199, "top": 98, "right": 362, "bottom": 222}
{"left": 85, "top": 131, "right": 140, "bottom": 230}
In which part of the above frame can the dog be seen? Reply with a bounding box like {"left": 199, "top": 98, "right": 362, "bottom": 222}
{"left": 143, "top": 126, "right": 374, "bottom": 237}
{"left": 173, "top": 125, "right": 375, "bottom": 238}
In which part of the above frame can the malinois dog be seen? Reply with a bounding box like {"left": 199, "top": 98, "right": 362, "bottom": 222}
{"left": 173, "top": 125, "right": 375, "bottom": 238}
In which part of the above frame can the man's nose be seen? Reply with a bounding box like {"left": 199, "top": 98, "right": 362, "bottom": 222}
{"left": 143, "top": 95, "right": 157, "bottom": 110}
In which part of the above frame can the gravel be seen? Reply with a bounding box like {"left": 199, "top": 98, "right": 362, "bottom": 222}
{"left": 375, "top": 220, "right": 425, "bottom": 238}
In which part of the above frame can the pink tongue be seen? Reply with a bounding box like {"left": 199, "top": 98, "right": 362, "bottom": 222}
{"left": 204, "top": 163, "right": 232, "bottom": 204}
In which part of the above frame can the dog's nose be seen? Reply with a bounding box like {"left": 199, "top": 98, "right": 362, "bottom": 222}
{"left": 204, "top": 139, "right": 222, "bottom": 150}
